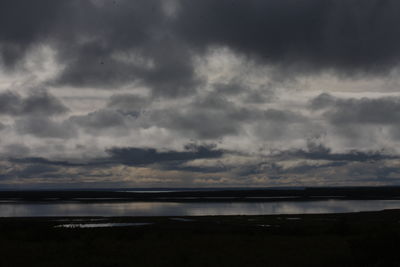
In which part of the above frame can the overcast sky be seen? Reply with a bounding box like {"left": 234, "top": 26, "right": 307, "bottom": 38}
{"left": 1, "top": 0, "right": 400, "bottom": 188}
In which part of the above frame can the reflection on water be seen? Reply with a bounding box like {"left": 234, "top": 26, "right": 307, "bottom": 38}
{"left": 55, "top": 223, "right": 153, "bottom": 228}
{"left": 1, "top": 200, "right": 400, "bottom": 217}
{"left": 170, "top": 218, "right": 196, "bottom": 222}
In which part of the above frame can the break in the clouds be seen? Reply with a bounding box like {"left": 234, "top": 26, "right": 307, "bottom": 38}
{"left": 1, "top": 0, "right": 400, "bottom": 188}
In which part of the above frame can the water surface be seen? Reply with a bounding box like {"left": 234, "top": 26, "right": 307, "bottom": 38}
{"left": 55, "top": 223, "right": 153, "bottom": 228}
{"left": 1, "top": 199, "right": 400, "bottom": 217}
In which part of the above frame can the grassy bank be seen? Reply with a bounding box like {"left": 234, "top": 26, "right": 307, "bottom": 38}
{"left": 1, "top": 210, "right": 400, "bottom": 267}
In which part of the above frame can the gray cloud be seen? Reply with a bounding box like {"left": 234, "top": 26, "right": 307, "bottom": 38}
{"left": 107, "top": 143, "right": 223, "bottom": 166}
{"left": 7, "top": 164, "right": 59, "bottom": 179}
{"left": 107, "top": 94, "right": 150, "bottom": 111}
{"left": 2, "top": 144, "right": 31, "bottom": 158}
{"left": 50, "top": 0, "right": 200, "bottom": 96}
{"left": 0, "top": 0, "right": 66, "bottom": 68}
{"left": 278, "top": 142, "right": 397, "bottom": 162}
{"left": 6, "top": 143, "right": 224, "bottom": 171}
{"left": 10, "top": 157, "right": 88, "bottom": 167}
{"left": 0, "top": 91, "right": 21, "bottom": 115}
{"left": 311, "top": 93, "right": 400, "bottom": 124}
{"left": 69, "top": 109, "right": 134, "bottom": 135}
{"left": 2, "top": 0, "right": 400, "bottom": 98}
{"left": 15, "top": 116, "right": 76, "bottom": 139}
{"left": 0, "top": 0, "right": 201, "bottom": 96}
{"left": 0, "top": 90, "right": 68, "bottom": 116}
{"left": 151, "top": 94, "right": 258, "bottom": 139}
{"left": 2, "top": 0, "right": 400, "bottom": 187}
{"left": 263, "top": 109, "right": 306, "bottom": 123}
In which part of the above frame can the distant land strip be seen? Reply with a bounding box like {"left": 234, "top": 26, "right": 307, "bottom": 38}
{"left": 1, "top": 187, "right": 400, "bottom": 202}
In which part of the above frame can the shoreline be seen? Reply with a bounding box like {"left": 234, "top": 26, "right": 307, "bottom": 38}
{"left": 2, "top": 187, "right": 400, "bottom": 203}
{"left": 1, "top": 208, "right": 400, "bottom": 222}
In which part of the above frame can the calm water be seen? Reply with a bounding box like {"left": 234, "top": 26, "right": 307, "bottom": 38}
{"left": 1, "top": 200, "right": 400, "bottom": 217}
{"left": 55, "top": 223, "right": 153, "bottom": 228}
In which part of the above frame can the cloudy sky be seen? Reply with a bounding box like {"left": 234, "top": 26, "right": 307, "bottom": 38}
{"left": 1, "top": 0, "right": 400, "bottom": 188}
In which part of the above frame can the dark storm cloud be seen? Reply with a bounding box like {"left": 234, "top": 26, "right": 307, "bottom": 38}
{"left": 4, "top": 144, "right": 224, "bottom": 179}
{"left": 0, "top": 90, "right": 68, "bottom": 116}
{"left": 235, "top": 160, "right": 348, "bottom": 178}
{"left": 106, "top": 144, "right": 223, "bottom": 166}
{"left": 310, "top": 93, "right": 400, "bottom": 124}
{"left": 0, "top": 0, "right": 200, "bottom": 96}
{"left": 6, "top": 143, "right": 223, "bottom": 167}
{"left": 0, "top": 0, "right": 67, "bottom": 68}
{"left": 177, "top": 0, "right": 400, "bottom": 74}
{"left": 48, "top": 0, "right": 200, "bottom": 96}
{"left": 1, "top": 157, "right": 111, "bottom": 181}
{"left": 7, "top": 164, "right": 60, "bottom": 179}
{"left": 2, "top": 0, "right": 400, "bottom": 97}
{"left": 10, "top": 157, "right": 87, "bottom": 167}
{"left": 280, "top": 142, "right": 397, "bottom": 162}
{"left": 55, "top": 39, "right": 201, "bottom": 97}
{"left": 3, "top": 0, "right": 400, "bottom": 187}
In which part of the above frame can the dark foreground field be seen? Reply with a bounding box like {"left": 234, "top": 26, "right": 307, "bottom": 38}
{"left": 1, "top": 210, "right": 400, "bottom": 267}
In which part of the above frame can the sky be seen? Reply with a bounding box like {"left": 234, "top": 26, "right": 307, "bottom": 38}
{"left": 1, "top": 0, "right": 400, "bottom": 189}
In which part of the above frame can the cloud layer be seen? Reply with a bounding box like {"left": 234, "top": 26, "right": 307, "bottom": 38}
{"left": 1, "top": 0, "right": 400, "bottom": 188}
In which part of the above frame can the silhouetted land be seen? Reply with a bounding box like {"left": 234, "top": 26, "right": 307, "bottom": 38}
{"left": 2, "top": 187, "right": 400, "bottom": 266}
{"left": 2, "top": 186, "right": 400, "bottom": 202}
{"left": 1, "top": 210, "right": 400, "bottom": 266}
